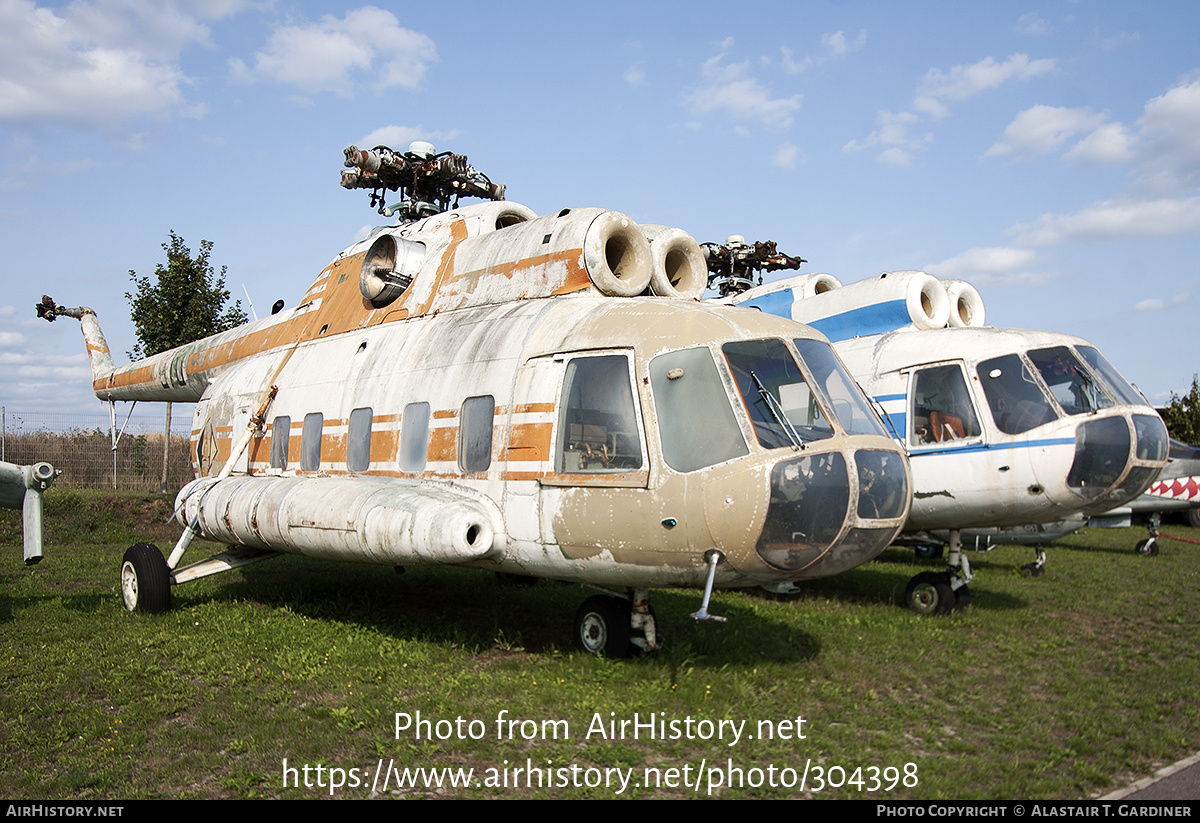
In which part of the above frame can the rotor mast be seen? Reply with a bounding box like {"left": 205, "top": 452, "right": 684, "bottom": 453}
{"left": 339, "top": 141, "right": 506, "bottom": 223}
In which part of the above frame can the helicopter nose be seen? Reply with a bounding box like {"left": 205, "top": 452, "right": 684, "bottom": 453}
{"left": 754, "top": 449, "right": 908, "bottom": 576}
{"left": 1067, "top": 412, "right": 1168, "bottom": 510}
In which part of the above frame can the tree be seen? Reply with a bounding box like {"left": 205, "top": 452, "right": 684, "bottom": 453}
{"left": 125, "top": 231, "right": 248, "bottom": 490}
{"left": 1161, "top": 375, "right": 1200, "bottom": 444}
{"left": 125, "top": 230, "right": 247, "bottom": 359}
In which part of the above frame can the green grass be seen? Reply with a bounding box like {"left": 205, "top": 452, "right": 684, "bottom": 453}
{"left": 2, "top": 490, "right": 1198, "bottom": 799}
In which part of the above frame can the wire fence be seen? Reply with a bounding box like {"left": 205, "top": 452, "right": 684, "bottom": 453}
{"left": 1, "top": 406, "right": 196, "bottom": 491}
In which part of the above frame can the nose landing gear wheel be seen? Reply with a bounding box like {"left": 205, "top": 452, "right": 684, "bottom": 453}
{"left": 905, "top": 572, "right": 954, "bottom": 616}
{"left": 120, "top": 543, "right": 172, "bottom": 614}
{"left": 574, "top": 595, "right": 631, "bottom": 658}
{"left": 1134, "top": 537, "right": 1159, "bottom": 556}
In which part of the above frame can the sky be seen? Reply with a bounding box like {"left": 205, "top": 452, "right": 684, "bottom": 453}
{"left": 3, "top": 0, "right": 1200, "bottom": 417}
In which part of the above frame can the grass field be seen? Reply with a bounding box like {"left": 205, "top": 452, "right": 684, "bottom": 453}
{"left": 1, "top": 489, "right": 1197, "bottom": 799}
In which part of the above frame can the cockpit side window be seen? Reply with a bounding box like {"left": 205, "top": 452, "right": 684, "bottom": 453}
{"left": 556, "top": 354, "right": 644, "bottom": 473}
{"left": 977, "top": 354, "right": 1058, "bottom": 435}
{"left": 793, "top": 338, "right": 889, "bottom": 438}
{"left": 910, "top": 365, "right": 982, "bottom": 446}
{"left": 1076, "top": 346, "right": 1148, "bottom": 407}
{"left": 650, "top": 347, "right": 748, "bottom": 472}
{"left": 1027, "top": 346, "right": 1113, "bottom": 415}
{"left": 723, "top": 339, "right": 833, "bottom": 447}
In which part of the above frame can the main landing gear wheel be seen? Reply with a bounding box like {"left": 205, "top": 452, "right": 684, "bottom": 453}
{"left": 913, "top": 544, "right": 944, "bottom": 561}
{"left": 1135, "top": 537, "right": 1159, "bottom": 557}
{"left": 574, "top": 595, "right": 631, "bottom": 658}
{"left": 120, "top": 543, "right": 171, "bottom": 614}
{"left": 905, "top": 572, "right": 954, "bottom": 616}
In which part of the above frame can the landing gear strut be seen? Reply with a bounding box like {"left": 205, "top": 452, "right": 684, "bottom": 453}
{"left": 1135, "top": 513, "right": 1160, "bottom": 556}
{"left": 904, "top": 528, "right": 972, "bottom": 615}
{"left": 1021, "top": 546, "right": 1047, "bottom": 576}
{"left": 573, "top": 587, "right": 662, "bottom": 658}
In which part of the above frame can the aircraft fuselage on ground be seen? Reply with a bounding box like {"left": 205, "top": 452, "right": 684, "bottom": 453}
{"left": 44, "top": 194, "right": 911, "bottom": 655}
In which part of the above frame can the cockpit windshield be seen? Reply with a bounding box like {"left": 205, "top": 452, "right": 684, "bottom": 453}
{"left": 723, "top": 339, "right": 834, "bottom": 447}
{"left": 1027, "top": 346, "right": 1113, "bottom": 415}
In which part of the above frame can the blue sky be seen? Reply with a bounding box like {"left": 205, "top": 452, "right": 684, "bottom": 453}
{"left": 3, "top": 0, "right": 1199, "bottom": 415}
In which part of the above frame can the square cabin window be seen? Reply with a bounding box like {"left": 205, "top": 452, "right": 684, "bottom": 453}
{"left": 270, "top": 415, "right": 290, "bottom": 469}
{"left": 347, "top": 407, "right": 373, "bottom": 472}
{"left": 399, "top": 402, "right": 430, "bottom": 472}
{"left": 910, "top": 365, "right": 981, "bottom": 446}
{"left": 557, "top": 354, "right": 644, "bottom": 473}
{"left": 459, "top": 396, "right": 495, "bottom": 472}
{"left": 301, "top": 412, "right": 323, "bottom": 471}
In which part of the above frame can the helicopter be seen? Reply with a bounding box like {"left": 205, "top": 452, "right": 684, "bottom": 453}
{"left": 39, "top": 142, "right": 912, "bottom": 656}
{"left": 706, "top": 247, "right": 1169, "bottom": 614}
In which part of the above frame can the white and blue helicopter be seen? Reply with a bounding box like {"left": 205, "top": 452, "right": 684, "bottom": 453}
{"left": 705, "top": 242, "right": 1169, "bottom": 614}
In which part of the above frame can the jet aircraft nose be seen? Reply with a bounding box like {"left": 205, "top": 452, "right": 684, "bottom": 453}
{"left": 1066, "top": 412, "right": 1169, "bottom": 513}
{"left": 755, "top": 449, "right": 909, "bottom": 577}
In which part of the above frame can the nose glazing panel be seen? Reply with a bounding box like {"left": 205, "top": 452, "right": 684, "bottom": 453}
{"left": 1067, "top": 416, "right": 1130, "bottom": 500}
{"left": 856, "top": 449, "right": 909, "bottom": 520}
{"left": 756, "top": 453, "right": 849, "bottom": 570}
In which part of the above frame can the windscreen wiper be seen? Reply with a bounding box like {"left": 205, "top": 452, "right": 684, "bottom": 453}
{"left": 750, "top": 370, "right": 803, "bottom": 448}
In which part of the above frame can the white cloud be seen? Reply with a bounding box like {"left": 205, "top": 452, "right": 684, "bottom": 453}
{"left": 822, "top": 30, "right": 867, "bottom": 59}
{"left": 925, "top": 246, "right": 1041, "bottom": 283}
{"left": 770, "top": 143, "right": 803, "bottom": 169}
{"left": 1134, "top": 77, "right": 1200, "bottom": 193}
{"left": 688, "top": 50, "right": 802, "bottom": 128}
{"left": 624, "top": 63, "right": 645, "bottom": 87}
{"left": 877, "top": 147, "right": 914, "bottom": 167}
{"left": 0, "top": 0, "right": 213, "bottom": 129}
{"left": 848, "top": 53, "right": 1056, "bottom": 166}
{"left": 843, "top": 110, "right": 929, "bottom": 165}
{"left": 1063, "top": 121, "right": 1136, "bottom": 164}
{"left": 1015, "top": 13, "right": 1051, "bottom": 37}
{"left": 229, "top": 7, "right": 437, "bottom": 96}
{"left": 1012, "top": 197, "right": 1200, "bottom": 247}
{"left": 1133, "top": 294, "right": 1188, "bottom": 312}
{"left": 985, "top": 77, "right": 1200, "bottom": 186}
{"left": 356, "top": 125, "right": 461, "bottom": 150}
{"left": 985, "top": 105, "right": 1107, "bottom": 157}
{"left": 1099, "top": 31, "right": 1140, "bottom": 52}
{"left": 778, "top": 30, "right": 865, "bottom": 75}
{"left": 914, "top": 54, "right": 1056, "bottom": 119}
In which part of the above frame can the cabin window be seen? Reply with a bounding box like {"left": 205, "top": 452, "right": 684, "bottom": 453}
{"left": 301, "top": 412, "right": 323, "bottom": 471}
{"left": 910, "top": 365, "right": 982, "bottom": 446}
{"left": 399, "top": 402, "right": 430, "bottom": 472}
{"left": 722, "top": 338, "right": 833, "bottom": 447}
{"left": 270, "top": 416, "right": 290, "bottom": 469}
{"left": 460, "top": 395, "right": 495, "bottom": 472}
{"left": 1027, "top": 347, "right": 1113, "bottom": 416}
{"left": 557, "top": 355, "right": 644, "bottom": 473}
{"left": 793, "top": 338, "right": 889, "bottom": 438}
{"left": 649, "top": 347, "right": 746, "bottom": 472}
{"left": 977, "top": 355, "right": 1057, "bottom": 435}
{"left": 347, "top": 407, "right": 373, "bottom": 472}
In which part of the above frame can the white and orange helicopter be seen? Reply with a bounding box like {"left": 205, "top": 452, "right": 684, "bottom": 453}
{"left": 705, "top": 242, "right": 1169, "bottom": 613}
{"left": 39, "top": 143, "right": 911, "bottom": 656}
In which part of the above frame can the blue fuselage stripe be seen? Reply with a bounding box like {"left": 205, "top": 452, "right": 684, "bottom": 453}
{"left": 909, "top": 437, "right": 1076, "bottom": 457}
{"left": 807, "top": 300, "right": 911, "bottom": 341}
